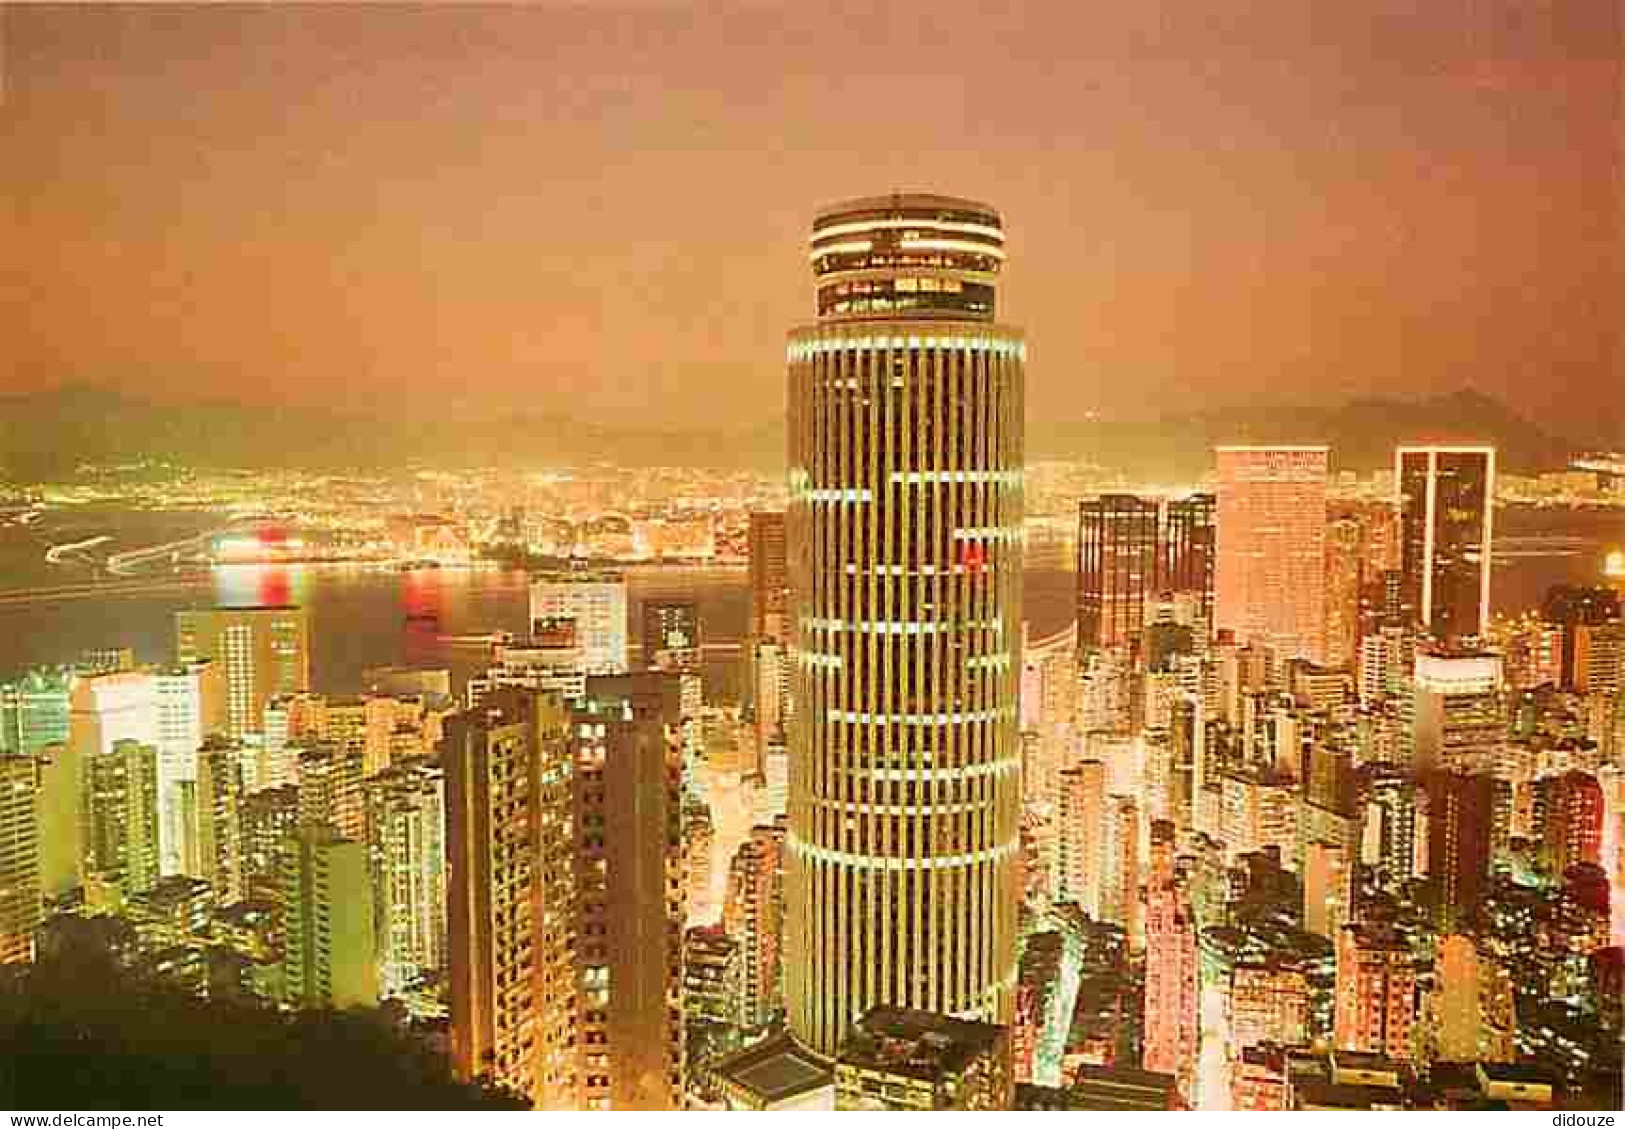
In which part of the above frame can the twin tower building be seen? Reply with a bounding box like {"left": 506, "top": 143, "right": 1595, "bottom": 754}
{"left": 785, "top": 194, "right": 1026, "bottom": 1053}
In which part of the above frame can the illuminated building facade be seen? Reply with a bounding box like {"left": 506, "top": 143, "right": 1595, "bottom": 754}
{"left": 1142, "top": 821, "right": 1198, "bottom": 1085}
{"left": 1231, "top": 962, "right": 1309, "bottom": 1051}
{"left": 1214, "top": 446, "right": 1329, "bottom": 663}
{"left": 724, "top": 819, "right": 787, "bottom": 1029}
{"left": 86, "top": 738, "right": 161, "bottom": 898}
{"left": 278, "top": 822, "right": 378, "bottom": 1010}
{"left": 1304, "top": 840, "right": 1353, "bottom": 939}
{"left": 175, "top": 606, "right": 310, "bottom": 739}
{"left": 1411, "top": 652, "right": 1501, "bottom": 774}
{"left": 1056, "top": 760, "right": 1106, "bottom": 916}
{"left": 747, "top": 511, "right": 792, "bottom": 772}
{"left": 0, "top": 667, "right": 72, "bottom": 757}
{"left": 154, "top": 660, "right": 225, "bottom": 877}
{"left": 365, "top": 758, "right": 447, "bottom": 998}
{"left": 1534, "top": 770, "right": 1604, "bottom": 876}
{"left": 1396, "top": 446, "right": 1495, "bottom": 642}
{"left": 444, "top": 690, "right": 576, "bottom": 1109}
{"left": 1077, "top": 494, "right": 1215, "bottom": 657}
{"left": 835, "top": 1006, "right": 1012, "bottom": 1111}
{"left": 570, "top": 673, "right": 686, "bottom": 1110}
{"left": 1542, "top": 585, "right": 1622, "bottom": 692}
{"left": 785, "top": 193, "right": 1024, "bottom": 1055}
{"left": 297, "top": 744, "right": 365, "bottom": 840}
{"left": 1333, "top": 923, "right": 1417, "bottom": 1061}
{"left": 640, "top": 598, "right": 701, "bottom": 672}
{"left": 185, "top": 737, "right": 244, "bottom": 904}
{"left": 528, "top": 568, "right": 629, "bottom": 676}
{"left": 1424, "top": 772, "right": 1493, "bottom": 933}
{"left": 1433, "top": 933, "right": 1515, "bottom": 1063}
{"left": 1077, "top": 495, "right": 1159, "bottom": 654}
{"left": 0, "top": 757, "right": 41, "bottom": 964}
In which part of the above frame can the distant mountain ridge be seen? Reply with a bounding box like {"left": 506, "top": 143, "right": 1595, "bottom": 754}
{"left": 0, "top": 384, "right": 1574, "bottom": 479}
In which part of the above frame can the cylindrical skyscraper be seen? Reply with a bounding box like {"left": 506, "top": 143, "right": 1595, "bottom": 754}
{"left": 784, "top": 193, "right": 1024, "bottom": 1054}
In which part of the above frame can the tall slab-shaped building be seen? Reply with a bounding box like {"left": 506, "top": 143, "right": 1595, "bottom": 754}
{"left": 785, "top": 193, "right": 1024, "bottom": 1054}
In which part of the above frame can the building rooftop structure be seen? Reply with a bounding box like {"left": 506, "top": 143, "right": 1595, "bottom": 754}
{"left": 710, "top": 1032, "right": 833, "bottom": 1112}
{"left": 838, "top": 1006, "right": 1007, "bottom": 1082}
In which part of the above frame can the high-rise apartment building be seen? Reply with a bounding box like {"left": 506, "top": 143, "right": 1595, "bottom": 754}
{"left": 1056, "top": 761, "right": 1106, "bottom": 916}
{"left": 1324, "top": 517, "right": 1364, "bottom": 670}
{"left": 1433, "top": 933, "right": 1516, "bottom": 1064}
{"left": 570, "top": 672, "right": 686, "bottom": 1110}
{"left": 365, "top": 758, "right": 447, "bottom": 998}
{"left": 444, "top": 690, "right": 576, "bottom": 1108}
{"left": 297, "top": 744, "right": 365, "bottom": 840}
{"left": 1163, "top": 494, "right": 1217, "bottom": 630}
{"left": 467, "top": 621, "right": 588, "bottom": 709}
{"left": 1104, "top": 794, "right": 1142, "bottom": 946}
{"left": 724, "top": 819, "right": 787, "bottom": 1030}
{"left": 1533, "top": 770, "right": 1604, "bottom": 876}
{"left": 1142, "top": 821, "right": 1198, "bottom": 1088}
{"left": 85, "top": 738, "right": 161, "bottom": 898}
{"left": 0, "top": 757, "right": 41, "bottom": 964}
{"left": 746, "top": 511, "right": 791, "bottom": 771}
{"left": 154, "top": 660, "right": 225, "bottom": 877}
{"left": 1214, "top": 446, "right": 1329, "bottom": 663}
{"left": 748, "top": 511, "right": 790, "bottom": 640}
{"left": 1412, "top": 651, "right": 1501, "bottom": 774}
{"left": 1542, "top": 585, "right": 1622, "bottom": 691}
{"left": 1424, "top": 772, "right": 1493, "bottom": 932}
{"left": 785, "top": 192, "right": 1023, "bottom": 1055}
{"left": 186, "top": 737, "right": 244, "bottom": 904}
{"left": 528, "top": 568, "right": 628, "bottom": 676}
{"left": 1396, "top": 446, "right": 1495, "bottom": 642}
{"left": 175, "top": 606, "right": 310, "bottom": 738}
{"left": 1333, "top": 923, "right": 1417, "bottom": 1061}
{"left": 279, "top": 822, "right": 378, "bottom": 1010}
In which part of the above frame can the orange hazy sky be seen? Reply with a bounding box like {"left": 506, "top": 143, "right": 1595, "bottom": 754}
{"left": 3, "top": 2, "right": 1620, "bottom": 439}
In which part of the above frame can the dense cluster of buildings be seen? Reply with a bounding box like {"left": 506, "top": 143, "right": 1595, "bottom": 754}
{"left": 0, "top": 192, "right": 1621, "bottom": 1111}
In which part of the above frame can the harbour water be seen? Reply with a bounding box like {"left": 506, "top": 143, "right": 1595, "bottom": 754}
{"left": 1, "top": 505, "right": 1620, "bottom": 699}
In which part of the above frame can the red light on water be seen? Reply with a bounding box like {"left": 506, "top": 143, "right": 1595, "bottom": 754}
{"left": 259, "top": 566, "right": 291, "bottom": 607}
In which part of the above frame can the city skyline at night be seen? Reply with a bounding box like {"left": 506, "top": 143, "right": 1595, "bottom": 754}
{"left": 3, "top": 0, "right": 1625, "bottom": 1118}
{"left": 4, "top": 2, "right": 1622, "bottom": 443}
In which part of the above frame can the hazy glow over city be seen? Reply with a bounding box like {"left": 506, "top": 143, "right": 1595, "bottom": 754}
{"left": 1, "top": 0, "right": 1623, "bottom": 1119}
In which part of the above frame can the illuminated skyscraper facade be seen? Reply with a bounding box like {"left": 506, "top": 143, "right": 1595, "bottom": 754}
{"left": 1077, "top": 494, "right": 1215, "bottom": 658}
{"left": 1396, "top": 446, "right": 1495, "bottom": 642}
{"left": 1077, "top": 495, "right": 1159, "bottom": 654}
{"left": 785, "top": 193, "right": 1024, "bottom": 1055}
{"left": 1214, "top": 446, "right": 1329, "bottom": 663}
